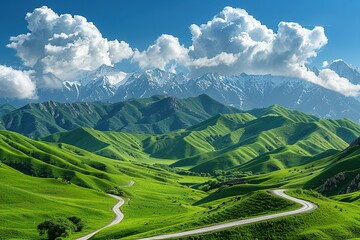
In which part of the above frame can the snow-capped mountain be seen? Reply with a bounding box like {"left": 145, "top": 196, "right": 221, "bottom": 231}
{"left": 35, "top": 65, "right": 129, "bottom": 103}
{"left": 78, "top": 64, "right": 129, "bottom": 87}
{"left": 113, "top": 68, "right": 188, "bottom": 99}
{"left": 329, "top": 59, "right": 360, "bottom": 84}
{"left": 2, "top": 63, "right": 360, "bottom": 123}
{"left": 111, "top": 69, "right": 360, "bottom": 122}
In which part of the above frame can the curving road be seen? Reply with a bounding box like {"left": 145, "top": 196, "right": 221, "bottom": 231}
{"left": 76, "top": 181, "right": 134, "bottom": 240}
{"left": 138, "top": 189, "right": 317, "bottom": 240}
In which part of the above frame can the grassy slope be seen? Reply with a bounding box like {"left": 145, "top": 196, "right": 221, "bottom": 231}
{"left": 194, "top": 142, "right": 360, "bottom": 205}
{"left": 2, "top": 95, "right": 240, "bottom": 138}
{"left": 92, "top": 143, "right": 360, "bottom": 239}
{"left": 0, "top": 164, "right": 116, "bottom": 240}
{"left": 92, "top": 190, "right": 298, "bottom": 240}
{"left": 44, "top": 106, "right": 360, "bottom": 175}
{"left": 2, "top": 104, "right": 360, "bottom": 239}
{"left": 42, "top": 127, "right": 154, "bottom": 162}
{"left": 0, "top": 130, "right": 212, "bottom": 239}
{"left": 0, "top": 132, "right": 359, "bottom": 239}
{"left": 332, "top": 191, "right": 360, "bottom": 205}
{"left": 175, "top": 190, "right": 360, "bottom": 240}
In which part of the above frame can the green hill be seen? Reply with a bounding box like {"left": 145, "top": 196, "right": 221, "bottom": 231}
{"left": 0, "top": 130, "right": 212, "bottom": 239}
{"left": 303, "top": 138, "right": 360, "bottom": 195}
{"left": 0, "top": 164, "right": 117, "bottom": 239}
{"left": 44, "top": 105, "right": 360, "bottom": 175}
{"left": 159, "top": 107, "right": 359, "bottom": 173}
{"left": 43, "top": 127, "right": 152, "bottom": 162}
{"left": 1, "top": 95, "right": 239, "bottom": 138}
{"left": 1, "top": 114, "right": 360, "bottom": 239}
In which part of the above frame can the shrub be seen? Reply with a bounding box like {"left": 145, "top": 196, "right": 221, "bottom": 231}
{"left": 67, "top": 216, "right": 84, "bottom": 232}
{"left": 37, "top": 217, "right": 76, "bottom": 240}
{"left": 37, "top": 216, "right": 84, "bottom": 240}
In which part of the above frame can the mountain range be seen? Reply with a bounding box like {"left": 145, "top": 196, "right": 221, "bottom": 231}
{"left": 1, "top": 95, "right": 360, "bottom": 239}
{"left": 2, "top": 60, "right": 360, "bottom": 123}
{"left": 0, "top": 95, "right": 239, "bottom": 138}
{"left": 43, "top": 104, "right": 360, "bottom": 175}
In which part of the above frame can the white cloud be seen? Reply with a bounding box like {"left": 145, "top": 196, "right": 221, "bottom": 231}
{"left": 132, "top": 34, "right": 188, "bottom": 72}
{"left": 131, "top": 6, "right": 360, "bottom": 96}
{"left": 187, "top": 8, "right": 328, "bottom": 76}
{"left": 314, "top": 69, "right": 360, "bottom": 97}
{"left": 322, "top": 61, "right": 329, "bottom": 68}
{"left": 185, "top": 6, "right": 360, "bottom": 96}
{"left": 6, "top": 5, "right": 360, "bottom": 97}
{"left": 189, "top": 7, "right": 275, "bottom": 60}
{"left": 7, "top": 6, "right": 133, "bottom": 82}
{"left": 0, "top": 65, "right": 36, "bottom": 99}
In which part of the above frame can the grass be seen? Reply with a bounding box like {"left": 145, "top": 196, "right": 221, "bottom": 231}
{"left": 0, "top": 130, "right": 210, "bottom": 239}
{"left": 1, "top": 104, "right": 360, "bottom": 239}
{"left": 174, "top": 189, "right": 360, "bottom": 240}
{"left": 0, "top": 164, "right": 116, "bottom": 240}
{"left": 92, "top": 190, "right": 299, "bottom": 240}
{"left": 43, "top": 105, "right": 360, "bottom": 175}
{"left": 2, "top": 94, "right": 240, "bottom": 138}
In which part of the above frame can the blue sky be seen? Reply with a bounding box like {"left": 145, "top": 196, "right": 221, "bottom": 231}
{"left": 1, "top": 0, "right": 360, "bottom": 99}
{"left": 1, "top": 0, "right": 359, "bottom": 68}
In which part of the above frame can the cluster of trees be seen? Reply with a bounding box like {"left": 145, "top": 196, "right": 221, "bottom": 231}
{"left": 198, "top": 170, "right": 250, "bottom": 192}
{"left": 37, "top": 216, "right": 84, "bottom": 240}
{"left": 105, "top": 186, "right": 124, "bottom": 196}
{"left": 153, "top": 163, "right": 211, "bottom": 177}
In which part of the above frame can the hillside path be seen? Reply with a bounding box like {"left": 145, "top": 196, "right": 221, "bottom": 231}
{"left": 76, "top": 180, "right": 134, "bottom": 240}
{"left": 137, "top": 189, "right": 317, "bottom": 240}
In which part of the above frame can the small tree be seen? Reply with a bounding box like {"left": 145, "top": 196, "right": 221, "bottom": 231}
{"left": 37, "top": 217, "right": 76, "bottom": 240}
{"left": 67, "top": 216, "right": 84, "bottom": 232}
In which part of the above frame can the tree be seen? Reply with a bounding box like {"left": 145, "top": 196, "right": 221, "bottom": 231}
{"left": 67, "top": 216, "right": 84, "bottom": 232}
{"left": 37, "top": 217, "right": 76, "bottom": 240}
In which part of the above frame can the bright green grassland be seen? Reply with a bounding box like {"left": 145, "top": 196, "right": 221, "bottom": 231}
{"left": 44, "top": 105, "right": 360, "bottom": 175}
{"left": 1, "top": 103, "right": 360, "bottom": 239}
{"left": 173, "top": 190, "right": 360, "bottom": 240}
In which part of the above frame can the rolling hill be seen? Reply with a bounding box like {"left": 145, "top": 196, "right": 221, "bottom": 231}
{"left": 1, "top": 109, "right": 360, "bottom": 239}
{"left": 1, "top": 94, "right": 239, "bottom": 138}
{"left": 0, "top": 129, "right": 210, "bottom": 239}
{"left": 303, "top": 137, "right": 360, "bottom": 195}
{"left": 44, "top": 105, "right": 360, "bottom": 174}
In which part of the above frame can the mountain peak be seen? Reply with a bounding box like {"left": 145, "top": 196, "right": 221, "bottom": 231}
{"left": 96, "top": 64, "right": 117, "bottom": 73}
{"left": 329, "top": 60, "right": 360, "bottom": 84}
{"left": 329, "top": 59, "right": 352, "bottom": 69}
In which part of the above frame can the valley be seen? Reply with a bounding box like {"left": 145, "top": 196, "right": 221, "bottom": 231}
{"left": 1, "top": 2, "right": 360, "bottom": 240}
{"left": 0, "top": 95, "right": 360, "bottom": 239}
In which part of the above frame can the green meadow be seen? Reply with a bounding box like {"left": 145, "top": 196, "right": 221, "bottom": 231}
{"left": 0, "top": 104, "right": 360, "bottom": 239}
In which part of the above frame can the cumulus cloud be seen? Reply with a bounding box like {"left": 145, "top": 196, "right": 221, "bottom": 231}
{"left": 187, "top": 7, "right": 328, "bottom": 75}
{"left": 5, "top": 5, "right": 360, "bottom": 97}
{"left": 189, "top": 7, "right": 275, "bottom": 60}
{"left": 130, "top": 6, "right": 360, "bottom": 96}
{"left": 132, "top": 34, "right": 189, "bottom": 72}
{"left": 0, "top": 65, "right": 36, "bottom": 99}
{"left": 7, "top": 6, "right": 133, "bottom": 82}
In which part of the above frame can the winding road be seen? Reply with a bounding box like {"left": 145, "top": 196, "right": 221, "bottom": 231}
{"left": 77, "top": 188, "right": 316, "bottom": 240}
{"left": 137, "top": 189, "right": 317, "bottom": 240}
{"left": 76, "top": 181, "right": 135, "bottom": 240}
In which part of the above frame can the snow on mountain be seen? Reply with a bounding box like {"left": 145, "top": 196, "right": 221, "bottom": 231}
{"left": 2, "top": 63, "right": 360, "bottom": 123}
{"left": 78, "top": 64, "right": 129, "bottom": 87}
{"left": 113, "top": 70, "right": 360, "bottom": 122}
{"left": 329, "top": 59, "right": 360, "bottom": 84}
